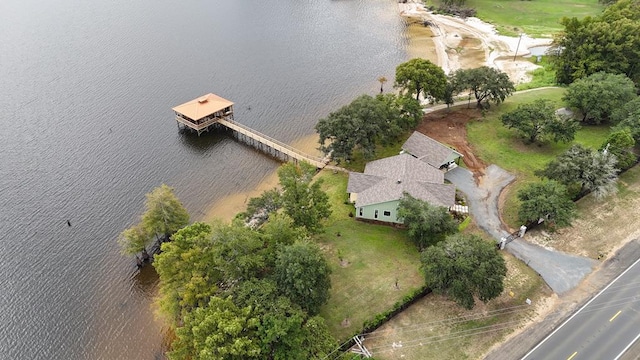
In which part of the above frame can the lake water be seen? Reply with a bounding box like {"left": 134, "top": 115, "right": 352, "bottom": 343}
{"left": 0, "top": 0, "right": 409, "bottom": 358}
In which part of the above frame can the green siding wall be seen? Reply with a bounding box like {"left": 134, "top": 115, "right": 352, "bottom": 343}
{"left": 356, "top": 200, "right": 402, "bottom": 224}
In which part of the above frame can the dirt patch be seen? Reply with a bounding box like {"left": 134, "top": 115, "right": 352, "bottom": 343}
{"left": 416, "top": 107, "right": 487, "bottom": 174}
{"left": 525, "top": 188, "right": 640, "bottom": 259}
{"left": 399, "top": 1, "right": 552, "bottom": 82}
{"left": 363, "top": 253, "right": 553, "bottom": 360}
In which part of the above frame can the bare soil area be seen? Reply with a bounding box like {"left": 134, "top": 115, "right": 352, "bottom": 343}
{"left": 416, "top": 106, "right": 486, "bottom": 174}
{"left": 525, "top": 171, "right": 640, "bottom": 259}
{"left": 364, "top": 253, "right": 554, "bottom": 360}
{"left": 400, "top": 1, "right": 552, "bottom": 83}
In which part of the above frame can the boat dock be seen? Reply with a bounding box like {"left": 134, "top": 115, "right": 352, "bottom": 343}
{"left": 172, "top": 93, "right": 330, "bottom": 169}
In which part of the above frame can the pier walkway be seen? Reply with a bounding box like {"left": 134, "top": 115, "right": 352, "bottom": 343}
{"left": 172, "top": 93, "right": 346, "bottom": 170}
{"left": 217, "top": 119, "right": 330, "bottom": 169}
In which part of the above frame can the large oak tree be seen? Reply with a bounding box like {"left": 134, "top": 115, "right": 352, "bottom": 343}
{"left": 395, "top": 58, "right": 448, "bottom": 101}
{"left": 553, "top": 0, "right": 640, "bottom": 85}
{"left": 421, "top": 234, "right": 506, "bottom": 310}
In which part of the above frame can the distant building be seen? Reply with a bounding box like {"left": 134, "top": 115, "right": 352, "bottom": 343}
{"left": 401, "top": 131, "right": 463, "bottom": 170}
{"left": 347, "top": 154, "right": 455, "bottom": 224}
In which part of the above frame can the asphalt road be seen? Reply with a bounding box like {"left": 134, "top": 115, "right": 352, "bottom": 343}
{"left": 521, "top": 257, "right": 640, "bottom": 360}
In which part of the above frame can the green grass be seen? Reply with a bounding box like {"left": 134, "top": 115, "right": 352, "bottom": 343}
{"left": 439, "top": 0, "right": 604, "bottom": 37}
{"left": 314, "top": 171, "right": 424, "bottom": 340}
{"left": 516, "top": 56, "right": 558, "bottom": 91}
{"left": 466, "top": 88, "right": 610, "bottom": 227}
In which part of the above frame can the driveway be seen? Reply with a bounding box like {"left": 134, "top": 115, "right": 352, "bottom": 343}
{"left": 445, "top": 165, "right": 596, "bottom": 294}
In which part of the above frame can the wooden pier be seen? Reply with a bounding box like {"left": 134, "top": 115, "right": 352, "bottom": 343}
{"left": 173, "top": 93, "right": 330, "bottom": 169}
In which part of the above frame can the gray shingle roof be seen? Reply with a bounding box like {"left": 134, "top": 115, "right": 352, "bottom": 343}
{"left": 363, "top": 154, "right": 444, "bottom": 184}
{"left": 355, "top": 179, "right": 455, "bottom": 208}
{"left": 402, "top": 131, "right": 463, "bottom": 168}
{"left": 348, "top": 153, "right": 455, "bottom": 208}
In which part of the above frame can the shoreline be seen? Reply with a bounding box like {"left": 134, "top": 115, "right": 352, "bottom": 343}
{"left": 200, "top": 2, "right": 554, "bottom": 224}
{"left": 201, "top": 133, "right": 323, "bottom": 223}
{"left": 401, "top": 0, "right": 552, "bottom": 83}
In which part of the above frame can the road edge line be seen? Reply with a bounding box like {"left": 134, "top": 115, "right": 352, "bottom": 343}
{"left": 520, "top": 256, "right": 640, "bottom": 360}
{"left": 613, "top": 332, "right": 640, "bottom": 360}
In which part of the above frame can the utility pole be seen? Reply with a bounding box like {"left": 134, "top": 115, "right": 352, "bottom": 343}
{"left": 351, "top": 335, "right": 372, "bottom": 358}
{"left": 513, "top": 33, "right": 523, "bottom": 61}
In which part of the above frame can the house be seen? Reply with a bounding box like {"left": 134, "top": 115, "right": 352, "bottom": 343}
{"left": 401, "top": 131, "right": 463, "bottom": 170}
{"left": 347, "top": 154, "right": 456, "bottom": 224}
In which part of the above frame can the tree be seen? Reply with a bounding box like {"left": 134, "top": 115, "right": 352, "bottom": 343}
{"left": 612, "top": 97, "right": 640, "bottom": 141}
{"left": 553, "top": 0, "right": 640, "bottom": 85}
{"left": 421, "top": 234, "right": 506, "bottom": 309}
{"left": 278, "top": 162, "right": 331, "bottom": 234}
{"left": 536, "top": 144, "right": 619, "bottom": 199}
{"left": 232, "top": 279, "right": 336, "bottom": 359}
{"left": 168, "top": 296, "right": 261, "bottom": 360}
{"left": 241, "top": 188, "right": 282, "bottom": 226}
{"left": 315, "top": 94, "right": 420, "bottom": 162}
{"left": 141, "top": 184, "right": 190, "bottom": 241}
{"left": 601, "top": 129, "right": 637, "bottom": 170}
{"left": 501, "top": 99, "right": 580, "bottom": 143}
{"left": 153, "top": 222, "right": 218, "bottom": 321}
{"left": 378, "top": 76, "right": 387, "bottom": 94}
{"left": 517, "top": 181, "right": 576, "bottom": 227}
{"left": 395, "top": 58, "right": 447, "bottom": 101}
{"left": 397, "top": 193, "right": 459, "bottom": 250}
{"left": 275, "top": 241, "right": 332, "bottom": 315}
{"left": 563, "top": 72, "right": 637, "bottom": 124}
{"left": 260, "top": 212, "right": 308, "bottom": 249}
{"left": 117, "top": 223, "right": 150, "bottom": 258}
{"left": 210, "top": 220, "right": 270, "bottom": 284}
{"left": 315, "top": 95, "right": 385, "bottom": 161}
{"left": 443, "top": 73, "right": 464, "bottom": 108}
{"left": 454, "top": 66, "right": 515, "bottom": 108}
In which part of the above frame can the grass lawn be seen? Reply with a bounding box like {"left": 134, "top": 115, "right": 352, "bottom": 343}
{"left": 363, "top": 248, "right": 552, "bottom": 359}
{"left": 315, "top": 171, "right": 424, "bottom": 341}
{"left": 438, "top": 0, "right": 604, "bottom": 37}
{"left": 516, "top": 56, "right": 557, "bottom": 91}
{"left": 524, "top": 164, "right": 640, "bottom": 258}
{"left": 466, "top": 88, "right": 610, "bottom": 227}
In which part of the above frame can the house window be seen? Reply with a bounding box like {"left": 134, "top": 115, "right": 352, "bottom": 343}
{"left": 383, "top": 211, "right": 391, "bottom": 217}
{"left": 359, "top": 207, "right": 363, "bottom": 216}
{"left": 374, "top": 210, "right": 378, "bottom": 219}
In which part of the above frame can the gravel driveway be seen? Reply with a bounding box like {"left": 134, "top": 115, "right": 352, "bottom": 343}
{"left": 445, "top": 165, "right": 596, "bottom": 294}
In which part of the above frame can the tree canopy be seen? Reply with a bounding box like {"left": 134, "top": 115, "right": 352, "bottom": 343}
{"left": 453, "top": 66, "right": 515, "bottom": 108}
{"left": 501, "top": 99, "right": 579, "bottom": 143}
{"left": 612, "top": 97, "right": 640, "bottom": 142}
{"left": 517, "top": 180, "right": 576, "bottom": 227}
{"left": 397, "top": 193, "right": 459, "bottom": 250}
{"left": 395, "top": 58, "right": 448, "bottom": 101}
{"left": 315, "top": 94, "right": 422, "bottom": 163}
{"left": 117, "top": 224, "right": 149, "bottom": 256}
{"left": 421, "top": 233, "right": 506, "bottom": 310}
{"left": 536, "top": 144, "right": 619, "bottom": 200}
{"left": 169, "top": 296, "right": 261, "bottom": 360}
{"left": 601, "top": 129, "right": 637, "bottom": 171}
{"left": 154, "top": 217, "right": 336, "bottom": 359}
{"left": 277, "top": 162, "right": 331, "bottom": 234}
{"left": 553, "top": 0, "right": 640, "bottom": 85}
{"left": 562, "top": 72, "right": 637, "bottom": 124}
{"left": 118, "top": 184, "right": 190, "bottom": 261}
{"left": 275, "top": 241, "right": 332, "bottom": 315}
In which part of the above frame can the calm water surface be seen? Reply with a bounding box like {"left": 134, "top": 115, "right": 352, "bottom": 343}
{"left": 0, "top": 0, "right": 408, "bottom": 358}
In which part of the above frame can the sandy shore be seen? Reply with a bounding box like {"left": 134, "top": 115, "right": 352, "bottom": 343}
{"left": 202, "top": 2, "right": 554, "bottom": 223}
{"left": 201, "top": 133, "right": 323, "bottom": 222}
{"left": 400, "top": 0, "right": 552, "bottom": 84}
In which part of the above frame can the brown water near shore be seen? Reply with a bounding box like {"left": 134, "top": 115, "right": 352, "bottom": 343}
{"left": 405, "top": 17, "right": 438, "bottom": 63}
{"left": 202, "top": 133, "right": 324, "bottom": 222}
